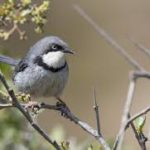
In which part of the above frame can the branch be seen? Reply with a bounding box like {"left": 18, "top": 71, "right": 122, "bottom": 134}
{"left": 112, "top": 70, "right": 150, "bottom": 150}
{"left": 41, "top": 103, "right": 111, "bottom": 150}
{"left": 133, "top": 70, "right": 150, "bottom": 79}
{"left": 0, "top": 103, "right": 14, "bottom": 109}
{"left": 0, "top": 71, "right": 61, "bottom": 150}
{"left": 0, "top": 99, "right": 110, "bottom": 150}
{"left": 131, "top": 38, "right": 150, "bottom": 58}
{"left": 73, "top": 4, "right": 144, "bottom": 71}
{"left": 0, "top": 80, "right": 110, "bottom": 150}
{"left": 113, "top": 73, "right": 137, "bottom": 150}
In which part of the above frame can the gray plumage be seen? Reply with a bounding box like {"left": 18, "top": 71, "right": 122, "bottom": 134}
{"left": 0, "top": 36, "right": 73, "bottom": 98}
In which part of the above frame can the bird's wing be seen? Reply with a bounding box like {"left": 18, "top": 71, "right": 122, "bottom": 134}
{"left": 0, "top": 55, "right": 19, "bottom": 66}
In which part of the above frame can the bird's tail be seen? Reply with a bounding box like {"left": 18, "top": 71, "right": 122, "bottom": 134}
{"left": 0, "top": 55, "right": 19, "bottom": 66}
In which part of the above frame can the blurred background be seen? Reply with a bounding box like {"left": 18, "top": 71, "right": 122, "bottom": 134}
{"left": 0, "top": 0, "right": 150, "bottom": 149}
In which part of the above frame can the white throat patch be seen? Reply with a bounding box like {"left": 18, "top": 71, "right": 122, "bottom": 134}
{"left": 42, "top": 51, "right": 65, "bottom": 68}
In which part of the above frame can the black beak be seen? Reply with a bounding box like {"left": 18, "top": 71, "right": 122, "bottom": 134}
{"left": 63, "top": 48, "right": 75, "bottom": 54}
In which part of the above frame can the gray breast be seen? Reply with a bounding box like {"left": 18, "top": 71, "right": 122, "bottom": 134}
{"left": 13, "top": 63, "right": 69, "bottom": 97}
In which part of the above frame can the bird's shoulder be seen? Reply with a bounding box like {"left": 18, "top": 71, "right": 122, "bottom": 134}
{"left": 14, "top": 59, "right": 28, "bottom": 73}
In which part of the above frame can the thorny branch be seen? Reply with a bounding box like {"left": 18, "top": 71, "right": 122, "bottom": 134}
{"left": 43, "top": 102, "right": 110, "bottom": 150}
{"left": 73, "top": 3, "right": 150, "bottom": 150}
{"left": 93, "top": 88, "right": 101, "bottom": 136}
{"left": 0, "top": 73, "right": 110, "bottom": 150}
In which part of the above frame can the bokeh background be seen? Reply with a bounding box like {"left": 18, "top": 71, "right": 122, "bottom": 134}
{"left": 1, "top": 0, "right": 150, "bottom": 149}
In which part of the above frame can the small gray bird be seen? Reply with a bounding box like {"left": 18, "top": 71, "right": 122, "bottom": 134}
{"left": 0, "top": 36, "right": 74, "bottom": 100}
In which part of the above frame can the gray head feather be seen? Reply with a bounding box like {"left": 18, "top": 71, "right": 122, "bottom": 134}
{"left": 25, "top": 36, "right": 69, "bottom": 62}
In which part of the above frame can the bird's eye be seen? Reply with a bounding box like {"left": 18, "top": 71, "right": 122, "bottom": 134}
{"left": 51, "top": 44, "right": 58, "bottom": 50}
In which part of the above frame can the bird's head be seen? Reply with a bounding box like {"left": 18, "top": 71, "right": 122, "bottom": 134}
{"left": 28, "top": 36, "right": 74, "bottom": 68}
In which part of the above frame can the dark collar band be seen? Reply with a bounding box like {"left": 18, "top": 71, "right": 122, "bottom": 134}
{"left": 34, "top": 56, "right": 67, "bottom": 73}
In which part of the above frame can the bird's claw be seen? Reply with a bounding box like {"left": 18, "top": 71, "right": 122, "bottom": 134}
{"left": 56, "top": 101, "right": 70, "bottom": 118}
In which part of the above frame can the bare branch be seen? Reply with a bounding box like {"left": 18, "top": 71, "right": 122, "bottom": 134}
{"left": 113, "top": 73, "right": 136, "bottom": 150}
{"left": 0, "top": 103, "right": 14, "bottom": 109}
{"left": 131, "top": 38, "right": 150, "bottom": 58}
{"left": 1, "top": 74, "right": 149, "bottom": 150}
{"left": 73, "top": 4, "right": 144, "bottom": 71}
{"left": 0, "top": 92, "right": 110, "bottom": 150}
{"left": 41, "top": 102, "right": 111, "bottom": 150}
{"left": 133, "top": 71, "right": 150, "bottom": 79}
{"left": 113, "top": 70, "right": 150, "bottom": 149}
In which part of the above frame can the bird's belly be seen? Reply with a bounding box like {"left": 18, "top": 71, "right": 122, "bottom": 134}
{"left": 14, "top": 66, "right": 68, "bottom": 97}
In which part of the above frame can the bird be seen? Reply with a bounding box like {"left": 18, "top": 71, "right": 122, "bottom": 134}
{"left": 0, "top": 36, "right": 74, "bottom": 103}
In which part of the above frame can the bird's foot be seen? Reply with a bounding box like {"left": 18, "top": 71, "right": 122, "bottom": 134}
{"left": 56, "top": 97, "right": 70, "bottom": 118}
{"left": 56, "top": 97, "right": 67, "bottom": 106}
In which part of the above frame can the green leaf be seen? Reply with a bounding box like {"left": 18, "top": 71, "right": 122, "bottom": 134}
{"left": 134, "top": 115, "right": 146, "bottom": 134}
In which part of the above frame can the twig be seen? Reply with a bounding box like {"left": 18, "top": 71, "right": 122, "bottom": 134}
{"left": 1, "top": 22, "right": 26, "bottom": 40}
{"left": 41, "top": 102, "right": 111, "bottom": 150}
{"left": 73, "top": 4, "right": 144, "bottom": 71}
{"left": 131, "top": 38, "right": 150, "bottom": 58}
{"left": 113, "top": 73, "right": 136, "bottom": 150}
{"left": 133, "top": 71, "right": 150, "bottom": 79}
{"left": 0, "top": 88, "right": 110, "bottom": 150}
{"left": 0, "top": 72, "right": 61, "bottom": 150}
{"left": 0, "top": 103, "right": 14, "bottom": 109}
{"left": 93, "top": 88, "right": 101, "bottom": 136}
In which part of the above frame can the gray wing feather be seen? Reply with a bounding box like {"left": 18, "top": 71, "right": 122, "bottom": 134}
{"left": 0, "top": 55, "right": 19, "bottom": 66}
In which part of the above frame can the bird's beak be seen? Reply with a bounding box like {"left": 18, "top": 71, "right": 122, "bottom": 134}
{"left": 64, "top": 48, "right": 75, "bottom": 54}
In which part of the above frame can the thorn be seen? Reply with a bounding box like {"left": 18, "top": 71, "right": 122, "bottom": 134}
{"left": 93, "top": 87, "right": 98, "bottom": 109}
{"left": 93, "top": 87, "right": 101, "bottom": 136}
